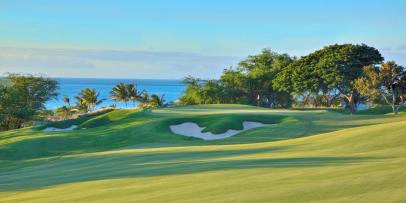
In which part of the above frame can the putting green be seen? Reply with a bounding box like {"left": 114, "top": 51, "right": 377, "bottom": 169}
{"left": 0, "top": 105, "right": 405, "bottom": 202}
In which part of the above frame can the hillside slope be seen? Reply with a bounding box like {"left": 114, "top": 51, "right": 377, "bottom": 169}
{"left": 0, "top": 105, "right": 405, "bottom": 202}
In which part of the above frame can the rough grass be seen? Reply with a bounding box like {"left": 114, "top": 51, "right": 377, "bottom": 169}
{"left": 0, "top": 104, "right": 405, "bottom": 202}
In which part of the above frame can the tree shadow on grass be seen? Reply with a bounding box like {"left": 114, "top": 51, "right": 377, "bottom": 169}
{"left": 0, "top": 145, "right": 373, "bottom": 192}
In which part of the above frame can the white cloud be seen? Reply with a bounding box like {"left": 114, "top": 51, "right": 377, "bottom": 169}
{"left": 397, "top": 44, "right": 406, "bottom": 51}
{"left": 0, "top": 47, "right": 241, "bottom": 79}
{"left": 380, "top": 46, "right": 406, "bottom": 66}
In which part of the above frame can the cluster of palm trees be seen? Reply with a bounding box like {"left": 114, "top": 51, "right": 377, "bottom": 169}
{"left": 55, "top": 88, "right": 104, "bottom": 119}
{"left": 75, "top": 88, "right": 104, "bottom": 112}
{"left": 54, "top": 83, "right": 166, "bottom": 120}
{"left": 110, "top": 83, "right": 140, "bottom": 108}
{"left": 110, "top": 83, "right": 165, "bottom": 109}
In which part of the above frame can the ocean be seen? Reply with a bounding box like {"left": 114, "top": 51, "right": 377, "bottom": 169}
{"left": 46, "top": 78, "right": 186, "bottom": 110}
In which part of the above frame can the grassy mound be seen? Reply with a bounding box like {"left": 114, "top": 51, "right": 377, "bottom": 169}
{"left": 78, "top": 109, "right": 143, "bottom": 129}
{"left": 37, "top": 108, "right": 116, "bottom": 130}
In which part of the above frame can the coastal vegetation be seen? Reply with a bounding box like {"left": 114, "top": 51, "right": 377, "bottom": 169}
{"left": 110, "top": 82, "right": 165, "bottom": 109}
{"left": 180, "top": 44, "right": 405, "bottom": 115}
{"left": 75, "top": 88, "right": 105, "bottom": 112}
{"left": 1, "top": 43, "right": 405, "bottom": 132}
{"left": 276, "top": 44, "right": 383, "bottom": 113}
{"left": 110, "top": 82, "right": 132, "bottom": 108}
{"left": 0, "top": 73, "right": 58, "bottom": 131}
{"left": 0, "top": 77, "right": 165, "bottom": 131}
{"left": 180, "top": 49, "right": 294, "bottom": 108}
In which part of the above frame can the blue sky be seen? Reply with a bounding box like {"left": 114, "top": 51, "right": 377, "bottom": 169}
{"left": 1, "top": 0, "right": 405, "bottom": 79}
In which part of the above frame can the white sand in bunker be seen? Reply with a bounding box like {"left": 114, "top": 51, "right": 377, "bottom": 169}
{"left": 170, "top": 121, "right": 271, "bottom": 140}
{"left": 42, "top": 125, "right": 78, "bottom": 132}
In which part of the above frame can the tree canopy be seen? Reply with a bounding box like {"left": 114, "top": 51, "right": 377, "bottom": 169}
{"left": 274, "top": 44, "right": 383, "bottom": 112}
{"left": 180, "top": 49, "right": 295, "bottom": 108}
{"left": 356, "top": 61, "right": 406, "bottom": 114}
{"left": 0, "top": 73, "right": 58, "bottom": 130}
{"left": 75, "top": 88, "right": 104, "bottom": 112}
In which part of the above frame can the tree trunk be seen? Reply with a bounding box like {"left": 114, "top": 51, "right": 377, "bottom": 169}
{"left": 393, "top": 91, "right": 398, "bottom": 115}
{"left": 345, "top": 93, "right": 356, "bottom": 114}
{"left": 257, "top": 94, "right": 260, "bottom": 106}
{"left": 395, "top": 95, "right": 404, "bottom": 115}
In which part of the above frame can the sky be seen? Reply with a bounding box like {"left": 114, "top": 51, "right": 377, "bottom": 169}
{"left": 1, "top": 0, "right": 406, "bottom": 79}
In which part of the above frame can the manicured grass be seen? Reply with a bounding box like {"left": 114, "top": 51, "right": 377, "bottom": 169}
{"left": 292, "top": 105, "right": 406, "bottom": 115}
{"left": 0, "top": 104, "right": 405, "bottom": 202}
{"left": 356, "top": 105, "right": 406, "bottom": 115}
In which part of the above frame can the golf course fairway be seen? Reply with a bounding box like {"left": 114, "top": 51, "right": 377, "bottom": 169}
{"left": 1, "top": 105, "right": 405, "bottom": 202}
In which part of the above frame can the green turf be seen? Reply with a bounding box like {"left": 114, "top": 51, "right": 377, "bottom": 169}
{"left": 356, "top": 105, "right": 406, "bottom": 115}
{"left": 0, "top": 104, "right": 405, "bottom": 202}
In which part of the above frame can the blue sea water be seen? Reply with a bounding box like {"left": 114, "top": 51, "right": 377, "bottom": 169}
{"left": 46, "top": 78, "right": 185, "bottom": 110}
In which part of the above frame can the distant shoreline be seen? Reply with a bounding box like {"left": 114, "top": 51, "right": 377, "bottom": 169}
{"left": 52, "top": 77, "right": 184, "bottom": 81}
{"left": 45, "top": 78, "right": 186, "bottom": 110}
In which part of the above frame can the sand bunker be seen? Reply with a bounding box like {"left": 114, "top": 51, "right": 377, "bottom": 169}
{"left": 42, "top": 125, "right": 78, "bottom": 132}
{"left": 170, "top": 121, "right": 270, "bottom": 140}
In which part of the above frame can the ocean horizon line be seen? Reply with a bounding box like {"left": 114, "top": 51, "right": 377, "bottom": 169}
{"left": 0, "top": 76, "right": 184, "bottom": 81}
{"left": 52, "top": 77, "right": 184, "bottom": 81}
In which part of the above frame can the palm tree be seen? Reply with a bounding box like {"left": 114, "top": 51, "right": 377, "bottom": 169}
{"left": 159, "top": 94, "right": 165, "bottom": 107}
{"left": 150, "top": 94, "right": 165, "bottom": 107}
{"left": 139, "top": 91, "right": 149, "bottom": 104}
{"left": 111, "top": 83, "right": 129, "bottom": 108}
{"left": 74, "top": 96, "right": 88, "bottom": 113}
{"left": 126, "top": 83, "right": 142, "bottom": 107}
{"left": 77, "top": 88, "right": 104, "bottom": 112}
{"left": 55, "top": 106, "right": 71, "bottom": 120}
{"left": 63, "top": 96, "right": 71, "bottom": 108}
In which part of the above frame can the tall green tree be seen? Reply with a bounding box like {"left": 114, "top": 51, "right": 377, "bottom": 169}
{"left": 180, "top": 77, "right": 224, "bottom": 105}
{"left": 356, "top": 61, "right": 406, "bottom": 115}
{"left": 0, "top": 86, "right": 31, "bottom": 130}
{"left": 180, "top": 76, "right": 204, "bottom": 105}
{"left": 0, "top": 73, "right": 59, "bottom": 130}
{"left": 202, "top": 80, "right": 221, "bottom": 104}
{"left": 275, "top": 44, "right": 383, "bottom": 112}
{"left": 180, "top": 50, "right": 295, "bottom": 107}
{"left": 237, "top": 49, "right": 294, "bottom": 107}
{"left": 316, "top": 44, "right": 383, "bottom": 112}
{"left": 219, "top": 69, "right": 247, "bottom": 103}
{"left": 274, "top": 53, "right": 327, "bottom": 95}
